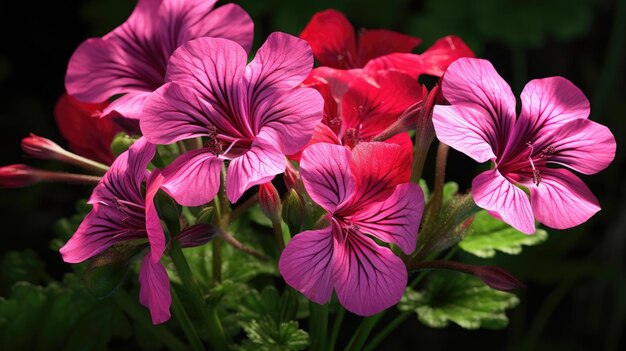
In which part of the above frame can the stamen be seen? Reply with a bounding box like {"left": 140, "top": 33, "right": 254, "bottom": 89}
{"left": 526, "top": 142, "right": 542, "bottom": 186}
{"left": 540, "top": 145, "right": 555, "bottom": 158}
{"left": 343, "top": 128, "right": 360, "bottom": 148}
{"left": 205, "top": 124, "right": 223, "bottom": 156}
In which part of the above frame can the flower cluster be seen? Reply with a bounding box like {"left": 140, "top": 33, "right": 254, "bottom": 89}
{"left": 0, "top": 0, "right": 615, "bottom": 329}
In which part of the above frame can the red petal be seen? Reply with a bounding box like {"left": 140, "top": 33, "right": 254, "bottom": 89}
{"left": 54, "top": 94, "right": 121, "bottom": 165}
{"left": 300, "top": 9, "right": 358, "bottom": 68}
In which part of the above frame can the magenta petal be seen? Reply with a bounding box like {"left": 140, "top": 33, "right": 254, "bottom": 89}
{"left": 333, "top": 233, "right": 407, "bottom": 316}
{"left": 516, "top": 76, "right": 590, "bottom": 142}
{"left": 145, "top": 170, "right": 165, "bottom": 260}
{"left": 530, "top": 168, "right": 600, "bottom": 229}
{"left": 161, "top": 148, "right": 223, "bottom": 207}
{"left": 59, "top": 210, "right": 129, "bottom": 263}
{"left": 544, "top": 119, "right": 616, "bottom": 175}
{"left": 472, "top": 169, "right": 535, "bottom": 234}
{"left": 139, "top": 253, "right": 172, "bottom": 325}
{"left": 141, "top": 82, "right": 234, "bottom": 145}
{"left": 440, "top": 58, "right": 516, "bottom": 155}
{"left": 246, "top": 32, "right": 314, "bottom": 95}
{"left": 349, "top": 183, "right": 423, "bottom": 254}
{"left": 178, "top": 3, "right": 254, "bottom": 53}
{"left": 102, "top": 92, "right": 151, "bottom": 120}
{"left": 278, "top": 227, "right": 335, "bottom": 304}
{"left": 257, "top": 87, "right": 324, "bottom": 155}
{"left": 226, "top": 133, "right": 285, "bottom": 202}
{"left": 432, "top": 105, "right": 498, "bottom": 163}
{"left": 300, "top": 143, "right": 355, "bottom": 213}
{"left": 90, "top": 138, "right": 155, "bottom": 207}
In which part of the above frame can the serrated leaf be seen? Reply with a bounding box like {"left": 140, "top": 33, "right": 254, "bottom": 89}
{"left": 399, "top": 271, "right": 519, "bottom": 329}
{"left": 1, "top": 250, "right": 46, "bottom": 288}
{"left": 0, "top": 274, "right": 130, "bottom": 351}
{"left": 459, "top": 210, "right": 548, "bottom": 258}
{"left": 239, "top": 319, "right": 309, "bottom": 351}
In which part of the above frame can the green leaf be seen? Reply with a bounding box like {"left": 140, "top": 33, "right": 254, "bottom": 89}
{"left": 239, "top": 319, "right": 309, "bottom": 351}
{"left": 459, "top": 210, "right": 548, "bottom": 258}
{"left": 1, "top": 250, "right": 46, "bottom": 288}
{"left": 0, "top": 274, "right": 130, "bottom": 351}
{"left": 399, "top": 271, "right": 519, "bottom": 329}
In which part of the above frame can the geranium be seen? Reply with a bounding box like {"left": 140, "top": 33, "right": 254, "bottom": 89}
{"left": 141, "top": 33, "right": 323, "bottom": 204}
{"left": 279, "top": 142, "right": 424, "bottom": 315}
{"left": 59, "top": 138, "right": 170, "bottom": 324}
{"left": 432, "top": 57, "right": 616, "bottom": 233}
{"left": 292, "top": 69, "right": 425, "bottom": 160}
{"left": 65, "top": 0, "right": 253, "bottom": 119}
{"left": 300, "top": 9, "right": 474, "bottom": 98}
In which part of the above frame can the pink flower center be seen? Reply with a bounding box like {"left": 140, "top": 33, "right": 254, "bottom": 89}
{"left": 343, "top": 128, "right": 361, "bottom": 149}
{"left": 499, "top": 141, "right": 556, "bottom": 186}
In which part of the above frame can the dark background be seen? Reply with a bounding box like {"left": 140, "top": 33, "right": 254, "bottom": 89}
{"left": 0, "top": 0, "right": 624, "bottom": 350}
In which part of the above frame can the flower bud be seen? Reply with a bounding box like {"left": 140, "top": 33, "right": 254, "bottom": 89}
{"left": 0, "top": 164, "right": 41, "bottom": 188}
{"left": 174, "top": 224, "right": 217, "bottom": 248}
{"left": 195, "top": 206, "right": 215, "bottom": 225}
{"left": 259, "top": 182, "right": 281, "bottom": 220}
{"left": 111, "top": 132, "right": 136, "bottom": 157}
{"left": 283, "top": 162, "right": 299, "bottom": 190}
{"left": 282, "top": 189, "right": 305, "bottom": 235}
{"left": 21, "top": 134, "right": 67, "bottom": 161}
{"left": 474, "top": 266, "right": 526, "bottom": 292}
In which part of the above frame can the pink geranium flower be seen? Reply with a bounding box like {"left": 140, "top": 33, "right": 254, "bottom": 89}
{"left": 432, "top": 58, "right": 616, "bottom": 234}
{"left": 65, "top": 0, "right": 253, "bottom": 119}
{"left": 59, "top": 138, "right": 171, "bottom": 324}
{"left": 279, "top": 142, "right": 424, "bottom": 316}
{"left": 141, "top": 33, "right": 324, "bottom": 205}
{"left": 291, "top": 70, "right": 425, "bottom": 160}
{"left": 300, "top": 9, "right": 474, "bottom": 98}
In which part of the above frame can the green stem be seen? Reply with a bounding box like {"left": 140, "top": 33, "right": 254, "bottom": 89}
{"left": 171, "top": 289, "right": 206, "bottom": 351}
{"left": 170, "top": 241, "right": 230, "bottom": 351}
{"left": 344, "top": 314, "right": 384, "bottom": 351}
{"left": 363, "top": 248, "right": 458, "bottom": 349}
{"left": 113, "top": 291, "right": 189, "bottom": 351}
{"left": 328, "top": 307, "right": 345, "bottom": 351}
{"left": 363, "top": 311, "right": 412, "bottom": 351}
{"left": 309, "top": 302, "right": 329, "bottom": 351}
{"left": 272, "top": 217, "right": 285, "bottom": 252}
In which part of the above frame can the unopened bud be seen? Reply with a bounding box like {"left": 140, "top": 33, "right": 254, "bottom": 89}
{"left": 0, "top": 164, "right": 41, "bottom": 188}
{"left": 259, "top": 182, "right": 281, "bottom": 220}
{"left": 174, "top": 224, "right": 217, "bottom": 248}
{"left": 284, "top": 162, "right": 299, "bottom": 190}
{"left": 474, "top": 266, "right": 526, "bottom": 292}
{"left": 195, "top": 206, "right": 215, "bottom": 225}
{"left": 282, "top": 189, "right": 305, "bottom": 234}
{"left": 111, "top": 132, "right": 136, "bottom": 157}
{"left": 21, "top": 134, "right": 67, "bottom": 161}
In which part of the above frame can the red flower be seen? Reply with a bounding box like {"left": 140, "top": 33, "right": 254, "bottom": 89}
{"left": 54, "top": 94, "right": 122, "bottom": 165}
{"left": 300, "top": 9, "right": 422, "bottom": 69}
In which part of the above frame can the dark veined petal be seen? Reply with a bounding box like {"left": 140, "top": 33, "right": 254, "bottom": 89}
{"left": 300, "top": 143, "right": 355, "bottom": 213}
{"left": 472, "top": 169, "right": 536, "bottom": 234}
{"left": 279, "top": 227, "right": 336, "bottom": 305}
{"left": 349, "top": 183, "right": 424, "bottom": 254}
{"left": 332, "top": 232, "right": 407, "bottom": 316}
{"left": 161, "top": 148, "right": 223, "bottom": 207}
{"left": 529, "top": 168, "right": 600, "bottom": 229}
{"left": 139, "top": 252, "right": 172, "bottom": 324}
